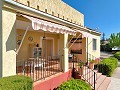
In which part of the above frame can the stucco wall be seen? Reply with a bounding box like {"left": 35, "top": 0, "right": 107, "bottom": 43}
{"left": 2, "top": 8, "right": 16, "bottom": 77}
{"left": 17, "top": 30, "right": 59, "bottom": 61}
{"left": 34, "top": 70, "right": 72, "bottom": 90}
{"left": 87, "top": 36, "right": 100, "bottom": 59}
{"left": 68, "top": 34, "right": 86, "bottom": 63}
{"left": 68, "top": 33, "right": 100, "bottom": 63}
{"left": 13, "top": 0, "right": 84, "bottom": 26}
{"left": 76, "top": 37, "right": 86, "bottom": 62}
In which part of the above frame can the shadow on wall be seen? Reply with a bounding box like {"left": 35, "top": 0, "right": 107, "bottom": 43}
{"left": 6, "top": 22, "right": 16, "bottom": 52}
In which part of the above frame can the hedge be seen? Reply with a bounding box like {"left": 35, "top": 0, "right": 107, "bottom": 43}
{"left": 0, "top": 75, "right": 33, "bottom": 90}
{"left": 57, "top": 78, "right": 92, "bottom": 90}
{"left": 98, "top": 57, "right": 118, "bottom": 77}
{"left": 114, "top": 51, "right": 120, "bottom": 60}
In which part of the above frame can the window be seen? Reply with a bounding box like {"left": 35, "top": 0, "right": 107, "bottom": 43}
{"left": 93, "top": 39, "right": 97, "bottom": 50}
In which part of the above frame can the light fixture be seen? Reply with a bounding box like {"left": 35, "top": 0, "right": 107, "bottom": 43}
{"left": 43, "top": 31, "right": 46, "bottom": 40}
{"left": 17, "top": 40, "right": 21, "bottom": 46}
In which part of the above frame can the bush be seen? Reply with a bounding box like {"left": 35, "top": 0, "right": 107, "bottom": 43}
{"left": 0, "top": 75, "right": 33, "bottom": 90}
{"left": 57, "top": 78, "right": 92, "bottom": 90}
{"left": 98, "top": 57, "right": 118, "bottom": 77}
{"left": 114, "top": 51, "right": 120, "bottom": 60}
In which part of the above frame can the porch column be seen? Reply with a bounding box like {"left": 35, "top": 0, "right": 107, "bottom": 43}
{"left": 63, "top": 33, "right": 68, "bottom": 72}
{"left": 59, "top": 34, "right": 64, "bottom": 71}
{"left": 0, "top": 7, "right": 16, "bottom": 77}
{"left": 59, "top": 33, "right": 68, "bottom": 72}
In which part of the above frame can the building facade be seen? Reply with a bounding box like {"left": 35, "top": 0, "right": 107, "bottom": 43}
{"left": 0, "top": 0, "right": 101, "bottom": 89}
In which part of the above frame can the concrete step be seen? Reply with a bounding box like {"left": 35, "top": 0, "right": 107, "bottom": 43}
{"left": 90, "top": 73, "right": 102, "bottom": 86}
{"left": 96, "top": 75, "right": 106, "bottom": 89}
{"left": 78, "top": 66, "right": 110, "bottom": 90}
{"left": 82, "top": 71, "right": 102, "bottom": 84}
{"left": 95, "top": 75, "right": 111, "bottom": 90}
{"left": 97, "top": 77, "right": 111, "bottom": 90}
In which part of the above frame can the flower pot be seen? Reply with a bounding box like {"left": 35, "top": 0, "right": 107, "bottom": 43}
{"left": 89, "top": 63, "right": 94, "bottom": 69}
{"left": 94, "top": 59, "right": 99, "bottom": 65}
{"left": 94, "top": 58, "right": 100, "bottom": 65}
{"left": 78, "top": 67, "right": 83, "bottom": 75}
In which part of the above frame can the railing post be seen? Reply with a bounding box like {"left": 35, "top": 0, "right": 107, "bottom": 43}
{"left": 94, "top": 72, "right": 96, "bottom": 90}
{"left": 73, "top": 54, "right": 75, "bottom": 69}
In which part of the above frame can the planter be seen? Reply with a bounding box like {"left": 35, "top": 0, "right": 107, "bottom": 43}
{"left": 78, "top": 67, "right": 83, "bottom": 75}
{"left": 94, "top": 58, "right": 100, "bottom": 65}
{"left": 94, "top": 59, "right": 99, "bottom": 65}
{"left": 72, "top": 68, "right": 82, "bottom": 79}
{"left": 89, "top": 63, "right": 94, "bottom": 69}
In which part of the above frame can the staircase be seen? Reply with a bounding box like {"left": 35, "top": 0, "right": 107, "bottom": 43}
{"left": 95, "top": 72, "right": 111, "bottom": 90}
{"left": 71, "top": 53, "right": 111, "bottom": 90}
{"left": 74, "top": 66, "right": 111, "bottom": 90}
{"left": 87, "top": 53, "right": 111, "bottom": 90}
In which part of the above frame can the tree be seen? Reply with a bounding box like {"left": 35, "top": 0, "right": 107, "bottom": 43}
{"left": 109, "top": 32, "right": 120, "bottom": 48}
{"left": 101, "top": 33, "right": 105, "bottom": 44}
{"left": 102, "top": 33, "right": 105, "bottom": 41}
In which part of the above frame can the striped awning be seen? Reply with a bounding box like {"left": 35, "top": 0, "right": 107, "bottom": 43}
{"left": 22, "top": 15, "right": 76, "bottom": 35}
{"left": 76, "top": 30, "right": 98, "bottom": 39}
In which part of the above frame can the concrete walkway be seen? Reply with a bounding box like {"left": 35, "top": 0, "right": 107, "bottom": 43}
{"left": 107, "top": 62, "right": 120, "bottom": 90}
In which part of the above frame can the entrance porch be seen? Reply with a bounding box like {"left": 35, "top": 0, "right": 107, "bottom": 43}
{"left": 16, "top": 14, "right": 76, "bottom": 82}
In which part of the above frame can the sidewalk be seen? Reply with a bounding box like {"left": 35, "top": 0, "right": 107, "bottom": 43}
{"left": 107, "top": 62, "right": 120, "bottom": 90}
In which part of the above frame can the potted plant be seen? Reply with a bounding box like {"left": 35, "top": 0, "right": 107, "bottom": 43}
{"left": 89, "top": 59, "right": 95, "bottom": 69}
{"left": 94, "top": 58, "right": 101, "bottom": 69}
{"left": 94, "top": 58, "right": 101, "bottom": 65}
{"left": 78, "top": 61, "right": 84, "bottom": 75}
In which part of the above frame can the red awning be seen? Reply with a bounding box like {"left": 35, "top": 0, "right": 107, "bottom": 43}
{"left": 22, "top": 15, "right": 76, "bottom": 35}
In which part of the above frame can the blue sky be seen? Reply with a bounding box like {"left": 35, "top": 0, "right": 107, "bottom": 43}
{"left": 62, "top": 0, "right": 120, "bottom": 39}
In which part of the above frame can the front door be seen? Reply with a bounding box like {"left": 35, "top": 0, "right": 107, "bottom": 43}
{"left": 42, "top": 39, "right": 53, "bottom": 58}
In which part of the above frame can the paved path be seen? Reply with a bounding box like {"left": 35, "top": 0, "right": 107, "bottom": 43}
{"left": 107, "top": 62, "right": 120, "bottom": 90}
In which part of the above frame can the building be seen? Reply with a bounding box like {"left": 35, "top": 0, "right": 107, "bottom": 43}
{"left": 0, "top": 0, "right": 101, "bottom": 90}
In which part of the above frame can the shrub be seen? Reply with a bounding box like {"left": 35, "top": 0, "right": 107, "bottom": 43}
{"left": 98, "top": 57, "right": 118, "bottom": 77}
{"left": 114, "top": 51, "right": 120, "bottom": 60}
{"left": 57, "top": 78, "right": 92, "bottom": 90}
{"left": 0, "top": 75, "right": 33, "bottom": 90}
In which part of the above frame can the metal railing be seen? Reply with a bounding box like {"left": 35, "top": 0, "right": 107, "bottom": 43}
{"left": 16, "top": 56, "right": 61, "bottom": 81}
{"left": 82, "top": 63, "right": 97, "bottom": 90}
{"left": 71, "top": 56, "right": 97, "bottom": 90}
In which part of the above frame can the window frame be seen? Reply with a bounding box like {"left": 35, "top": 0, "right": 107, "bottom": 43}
{"left": 92, "top": 38, "right": 97, "bottom": 51}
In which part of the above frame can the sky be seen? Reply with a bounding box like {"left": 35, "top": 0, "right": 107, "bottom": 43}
{"left": 62, "top": 0, "right": 120, "bottom": 39}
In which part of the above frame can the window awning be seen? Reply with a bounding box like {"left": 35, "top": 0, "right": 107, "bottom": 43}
{"left": 22, "top": 15, "right": 76, "bottom": 35}
{"left": 76, "top": 30, "right": 98, "bottom": 39}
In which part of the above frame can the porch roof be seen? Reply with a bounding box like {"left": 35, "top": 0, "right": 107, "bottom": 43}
{"left": 22, "top": 14, "right": 76, "bottom": 35}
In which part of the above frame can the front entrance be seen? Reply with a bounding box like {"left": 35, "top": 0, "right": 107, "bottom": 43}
{"left": 42, "top": 39, "right": 53, "bottom": 58}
